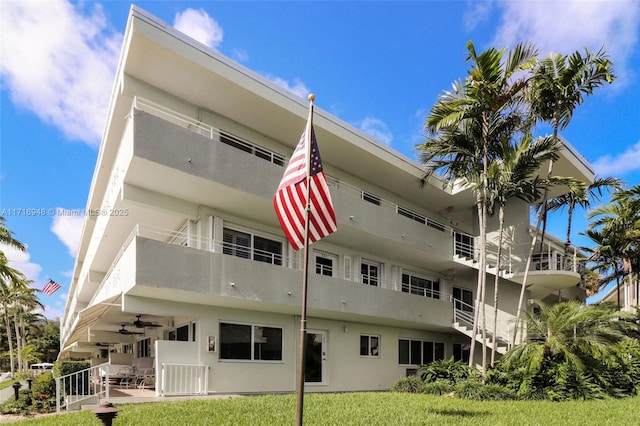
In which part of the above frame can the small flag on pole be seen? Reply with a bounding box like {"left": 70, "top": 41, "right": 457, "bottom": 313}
{"left": 273, "top": 121, "right": 337, "bottom": 251}
{"left": 42, "top": 279, "right": 61, "bottom": 296}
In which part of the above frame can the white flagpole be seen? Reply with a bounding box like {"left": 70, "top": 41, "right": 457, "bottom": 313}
{"left": 296, "top": 93, "right": 315, "bottom": 426}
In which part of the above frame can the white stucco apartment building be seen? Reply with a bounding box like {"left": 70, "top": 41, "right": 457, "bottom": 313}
{"left": 59, "top": 6, "right": 593, "bottom": 395}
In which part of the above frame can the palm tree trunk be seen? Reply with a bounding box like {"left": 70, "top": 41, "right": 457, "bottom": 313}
{"left": 13, "top": 310, "right": 22, "bottom": 373}
{"left": 565, "top": 205, "right": 574, "bottom": 253}
{"left": 491, "top": 205, "right": 505, "bottom": 366}
{"left": 2, "top": 306, "right": 15, "bottom": 377}
{"left": 539, "top": 118, "right": 560, "bottom": 250}
{"left": 513, "top": 212, "right": 545, "bottom": 346}
{"left": 468, "top": 198, "right": 485, "bottom": 368}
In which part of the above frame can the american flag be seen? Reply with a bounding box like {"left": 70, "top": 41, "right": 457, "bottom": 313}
{"left": 42, "top": 279, "right": 61, "bottom": 296}
{"left": 273, "top": 125, "right": 337, "bottom": 251}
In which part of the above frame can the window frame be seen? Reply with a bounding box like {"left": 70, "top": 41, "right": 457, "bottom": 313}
{"left": 219, "top": 321, "right": 284, "bottom": 362}
{"left": 401, "top": 272, "right": 440, "bottom": 299}
{"left": 360, "top": 334, "right": 380, "bottom": 358}
{"left": 398, "top": 338, "right": 445, "bottom": 365}
{"left": 361, "top": 259, "right": 380, "bottom": 287}
{"left": 222, "top": 226, "right": 283, "bottom": 266}
{"left": 314, "top": 251, "right": 338, "bottom": 277}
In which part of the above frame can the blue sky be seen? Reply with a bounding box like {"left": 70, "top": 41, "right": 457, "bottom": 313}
{"left": 1, "top": 1, "right": 639, "bottom": 318}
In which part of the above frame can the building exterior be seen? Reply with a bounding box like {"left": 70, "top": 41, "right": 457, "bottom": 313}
{"left": 598, "top": 278, "right": 639, "bottom": 312}
{"left": 59, "top": 6, "right": 593, "bottom": 395}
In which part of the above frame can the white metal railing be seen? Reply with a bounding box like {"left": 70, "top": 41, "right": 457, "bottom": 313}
{"left": 55, "top": 363, "right": 109, "bottom": 413}
{"left": 160, "top": 363, "right": 209, "bottom": 396}
{"left": 130, "top": 95, "right": 583, "bottom": 278}
{"left": 133, "top": 223, "right": 461, "bottom": 302}
{"left": 133, "top": 97, "right": 215, "bottom": 139}
{"left": 452, "top": 299, "right": 524, "bottom": 349}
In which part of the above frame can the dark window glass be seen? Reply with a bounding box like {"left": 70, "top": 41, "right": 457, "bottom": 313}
{"left": 435, "top": 343, "right": 445, "bottom": 361}
{"left": 254, "top": 326, "right": 282, "bottom": 361}
{"left": 361, "top": 263, "right": 379, "bottom": 286}
{"left": 316, "top": 256, "right": 333, "bottom": 276}
{"left": 176, "top": 324, "right": 189, "bottom": 341}
{"left": 253, "top": 236, "right": 282, "bottom": 265}
{"left": 362, "top": 191, "right": 381, "bottom": 205}
{"left": 410, "top": 340, "right": 421, "bottom": 365}
{"left": 423, "top": 341, "right": 434, "bottom": 364}
{"left": 360, "top": 336, "right": 369, "bottom": 356}
{"left": 398, "top": 340, "right": 409, "bottom": 364}
{"left": 223, "top": 229, "right": 251, "bottom": 259}
{"left": 220, "top": 323, "right": 251, "bottom": 360}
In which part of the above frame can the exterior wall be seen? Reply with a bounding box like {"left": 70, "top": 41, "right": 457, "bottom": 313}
{"left": 124, "top": 297, "right": 462, "bottom": 393}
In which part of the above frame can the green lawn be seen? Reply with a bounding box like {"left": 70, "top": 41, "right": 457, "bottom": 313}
{"left": 7, "top": 392, "right": 638, "bottom": 425}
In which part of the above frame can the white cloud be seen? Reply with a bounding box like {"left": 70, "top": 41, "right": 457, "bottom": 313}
{"left": 464, "top": 0, "right": 493, "bottom": 32}
{"left": 492, "top": 1, "right": 639, "bottom": 86}
{"left": 267, "top": 76, "right": 311, "bottom": 99}
{"left": 51, "top": 208, "right": 84, "bottom": 258}
{"left": 592, "top": 140, "right": 640, "bottom": 176}
{"left": 0, "top": 0, "right": 122, "bottom": 146}
{"left": 174, "top": 8, "right": 224, "bottom": 49}
{"left": 232, "top": 48, "right": 250, "bottom": 63}
{"left": 358, "top": 117, "right": 393, "bottom": 146}
{"left": 0, "top": 243, "right": 42, "bottom": 284}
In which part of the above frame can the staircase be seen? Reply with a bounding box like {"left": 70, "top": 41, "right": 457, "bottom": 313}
{"left": 452, "top": 301, "right": 513, "bottom": 355}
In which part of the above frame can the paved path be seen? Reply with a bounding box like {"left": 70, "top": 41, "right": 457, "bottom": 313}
{"left": 0, "top": 382, "right": 21, "bottom": 404}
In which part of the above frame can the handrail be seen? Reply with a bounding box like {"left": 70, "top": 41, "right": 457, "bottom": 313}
{"left": 55, "top": 363, "right": 109, "bottom": 413}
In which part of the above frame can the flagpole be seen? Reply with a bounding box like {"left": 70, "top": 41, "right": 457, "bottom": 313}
{"left": 296, "top": 93, "right": 315, "bottom": 426}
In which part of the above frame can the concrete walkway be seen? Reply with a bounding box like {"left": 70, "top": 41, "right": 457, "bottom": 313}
{"left": 0, "top": 381, "right": 22, "bottom": 404}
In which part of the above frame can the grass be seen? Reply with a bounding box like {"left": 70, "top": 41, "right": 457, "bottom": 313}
{"left": 6, "top": 392, "right": 639, "bottom": 425}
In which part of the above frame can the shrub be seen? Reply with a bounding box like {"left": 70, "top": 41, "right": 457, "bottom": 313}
{"left": 421, "top": 379, "right": 454, "bottom": 395}
{"left": 0, "top": 388, "right": 33, "bottom": 415}
{"left": 391, "top": 376, "right": 423, "bottom": 393}
{"left": 418, "top": 358, "right": 478, "bottom": 385}
{"left": 31, "top": 371, "right": 57, "bottom": 413}
{"left": 454, "top": 381, "right": 516, "bottom": 401}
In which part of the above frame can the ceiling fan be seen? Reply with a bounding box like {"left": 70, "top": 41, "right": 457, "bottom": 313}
{"left": 131, "top": 315, "right": 162, "bottom": 328}
{"left": 118, "top": 324, "right": 144, "bottom": 335}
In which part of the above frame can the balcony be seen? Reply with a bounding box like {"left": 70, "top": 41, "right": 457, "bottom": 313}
{"left": 88, "top": 224, "right": 455, "bottom": 330}
{"left": 124, "top": 98, "right": 582, "bottom": 295}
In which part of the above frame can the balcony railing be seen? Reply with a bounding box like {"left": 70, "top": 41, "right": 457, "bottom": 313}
{"left": 129, "top": 97, "right": 583, "bottom": 277}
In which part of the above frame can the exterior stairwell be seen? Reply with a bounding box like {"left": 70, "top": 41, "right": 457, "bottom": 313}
{"left": 452, "top": 300, "right": 513, "bottom": 355}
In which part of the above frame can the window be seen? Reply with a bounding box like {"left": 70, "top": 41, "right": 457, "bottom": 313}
{"left": 453, "top": 287, "right": 473, "bottom": 313}
{"left": 123, "top": 344, "right": 133, "bottom": 354}
{"left": 362, "top": 191, "right": 381, "bottom": 206}
{"left": 220, "top": 322, "right": 283, "bottom": 361}
{"left": 398, "top": 339, "right": 445, "bottom": 365}
{"left": 397, "top": 206, "right": 445, "bottom": 231}
{"left": 136, "top": 338, "right": 151, "bottom": 358}
{"left": 361, "top": 260, "right": 380, "bottom": 286}
{"left": 223, "top": 228, "right": 282, "bottom": 265}
{"left": 166, "top": 322, "right": 195, "bottom": 341}
{"left": 315, "top": 252, "right": 337, "bottom": 277}
{"left": 453, "top": 343, "right": 470, "bottom": 363}
{"left": 220, "top": 131, "right": 285, "bottom": 166}
{"left": 360, "top": 335, "right": 380, "bottom": 357}
{"left": 402, "top": 273, "right": 440, "bottom": 299}
{"left": 454, "top": 232, "right": 474, "bottom": 259}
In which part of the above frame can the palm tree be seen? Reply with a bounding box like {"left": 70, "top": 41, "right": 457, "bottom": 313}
{"left": 529, "top": 48, "right": 615, "bottom": 246}
{"left": 486, "top": 134, "right": 560, "bottom": 366}
{"left": 501, "top": 300, "right": 635, "bottom": 398}
{"left": 0, "top": 252, "right": 28, "bottom": 376}
{"left": 536, "top": 177, "right": 622, "bottom": 252}
{"left": 10, "top": 283, "right": 43, "bottom": 371}
{"left": 0, "top": 216, "right": 25, "bottom": 252}
{"left": 418, "top": 40, "right": 538, "bottom": 372}
{"left": 587, "top": 186, "right": 640, "bottom": 307}
{"left": 582, "top": 227, "right": 626, "bottom": 308}
{"left": 513, "top": 48, "right": 615, "bottom": 345}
